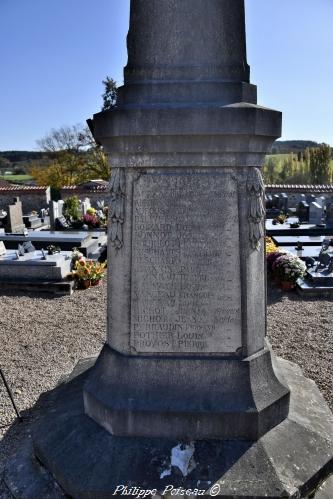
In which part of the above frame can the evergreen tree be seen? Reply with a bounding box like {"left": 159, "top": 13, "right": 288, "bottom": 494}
{"left": 309, "top": 144, "right": 331, "bottom": 183}
{"left": 101, "top": 77, "right": 117, "bottom": 111}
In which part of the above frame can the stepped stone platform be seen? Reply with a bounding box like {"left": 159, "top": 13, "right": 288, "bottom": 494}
{"left": 3, "top": 355, "right": 332, "bottom": 499}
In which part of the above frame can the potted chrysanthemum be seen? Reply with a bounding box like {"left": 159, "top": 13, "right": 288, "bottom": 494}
{"left": 272, "top": 253, "right": 307, "bottom": 290}
{"left": 72, "top": 258, "right": 106, "bottom": 289}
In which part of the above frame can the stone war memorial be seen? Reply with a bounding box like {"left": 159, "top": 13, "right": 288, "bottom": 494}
{"left": 6, "top": 0, "right": 332, "bottom": 497}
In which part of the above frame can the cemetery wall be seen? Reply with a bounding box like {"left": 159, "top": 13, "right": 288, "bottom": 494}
{"left": 0, "top": 186, "right": 50, "bottom": 213}
{"left": 61, "top": 186, "right": 108, "bottom": 207}
{"left": 266, "top": 184, "right": 333, "bottom": 195}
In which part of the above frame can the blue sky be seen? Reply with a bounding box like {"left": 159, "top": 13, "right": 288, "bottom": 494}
{"left": 0, "top": 0, "right": 332, "bottom": 150}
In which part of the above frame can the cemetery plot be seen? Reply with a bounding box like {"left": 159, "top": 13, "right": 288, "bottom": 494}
{"left": 0, "top": 230, "right": 107, "bottom": 258}
{"left": 266, "top": 220, "right": 333, "bottom": 237}
{"left": 272, "top": 235, "right": 328, "bottom": 247}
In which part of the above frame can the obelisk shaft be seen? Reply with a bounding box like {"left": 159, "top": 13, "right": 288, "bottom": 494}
{"left": 85, "top": 0, "right": 288, "bottom": 441}
{"left": 125, "top": 0, "right": 249, "bottom": 84}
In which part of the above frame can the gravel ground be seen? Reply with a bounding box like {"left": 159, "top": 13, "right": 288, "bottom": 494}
{"left": 0, "top": 278, "right": 332, "bottom": 488}
{"left": 0, "top": 278, "right": 106, "bottom": 477}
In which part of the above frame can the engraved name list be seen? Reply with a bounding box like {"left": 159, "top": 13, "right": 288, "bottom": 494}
{"left": 130, "top": 172, "right": 242, "bottom": 354}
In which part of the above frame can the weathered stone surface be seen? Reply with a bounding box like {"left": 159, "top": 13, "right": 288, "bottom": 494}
{"left": 3, "top": 357, "right": 329, "bottom": 498}
{"left": 315, "top": 475, "right": 333, "bottom": 499}
{"left": 106, "top": 167, "right": 267, "bottom": 361}
{"left": 124, "top": 0, "right": 249, "bottom": 84}
{"left": 130, "top": 171, "right": 241, "bottom": 354}
{"left": 84, "top": 343, "right": 289, "bottom": 439}
{"left": 5, "top": 197, "right": 26, "bottom": 234}
{"left": 92, "top": 104, "right": 281, "bottom": 169}
{"left": 84, "top": 0, "right": 286, "bottom": 440}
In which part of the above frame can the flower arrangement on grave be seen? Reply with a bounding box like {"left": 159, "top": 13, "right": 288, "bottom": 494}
{"left": 272, "top": 213, "right": 288, "bottom": 225}
{"left": 82, "top": 212, "right": 100, "bottom": 228}
{"left": 70, "top": 248, "right": 84, "bottom": 269}
{"left": 266, "top": 250, "right": 284, "bottom": 274}
{"left": 72, "top": 257, "right": 106, "bottom": 288}
{"left": 272, "top": 253, "right": 306, "bottom": 288}
{"left": 63, "top": 196, "right": 81, "bottom": 222}
{"left": 265, "top": 237, "right": 278, "bottom": 254}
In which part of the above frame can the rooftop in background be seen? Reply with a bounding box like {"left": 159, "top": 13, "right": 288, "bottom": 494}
{"left": 62, "top": 180, "right": 109, "bottom": 192}
{"left": 0, "top": 184, "right": 49, "bottom": 192}
{"left": 266, "top": 185, "right": 333, "bottom": 193}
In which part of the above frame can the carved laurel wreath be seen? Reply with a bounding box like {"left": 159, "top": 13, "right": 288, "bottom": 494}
{"left": 247, "top": 168, "right": 265, "bottom": 251}
{"left": 109, "top": 168, "right": 125, "bottom": 249}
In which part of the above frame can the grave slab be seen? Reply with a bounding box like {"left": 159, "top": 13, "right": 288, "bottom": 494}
{"left": 272, "top": 235, "right": 328, "bottom": 247}
{"left": 0, "top": 230, "right": 106, "bottom": 258}
{"left": 0, "top": 250, "right": 71, "bottom": 281}
{"left": 266, "top": 220, "right": 332, "bottom": 237}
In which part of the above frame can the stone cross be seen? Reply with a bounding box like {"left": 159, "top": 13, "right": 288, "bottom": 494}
{"left": 84, "top": 0, "right": 289, "bottom": 441}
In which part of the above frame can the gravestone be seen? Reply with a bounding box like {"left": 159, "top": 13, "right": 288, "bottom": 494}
{"left": 49, "top": 200, "right": 64, "bottom": 230}
{"left": 297, "top": 200, "right": 309, "bottom": 222}
{"left": 279, "top": 192, "right": 288, "bottom": 211}
{"left": 265, "top": 194, "right": 273, "bottom": 209}
{"left": 326, "top": 202, "right": 333, "bottom": 228}
{"left": 309, "top": 202, "right": 323, "bottom": 225}
{"left": 0, "top": 241, "right": 6, "bottom": 256}
{"left": 23, "top": 213, "right": 42, "bottom": 229}
{"left": 81, "top": 197, "right": 91, "bottom": 215}
{"left": 306, "top": 193, "right": 316, "bottom": 204}
{"left": 316, "top": 196, "right": 326, "bottom": 208}
{"left": 288, "top": 193, "right": 303, "bottom": 208}
{"left": 29, "top": 1, "right": 333, "bottom": 497}
{"left": 55, "top": 215, "right": 70, "bottom": 230}
{"left": 272, "top": 194, "right": 280, "bottom": 208}
{"left": 5, "top": 197, "right": 26, "bottom": 234}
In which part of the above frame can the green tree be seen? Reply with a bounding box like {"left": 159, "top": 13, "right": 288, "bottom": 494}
{"left": 101, "top": 77, "right": 117, "bottom": 111}
{"left": 263, "top": 157, "right": 278, "bottom": 184}
{"left": 279, "top": 155, "right": 294, "bottom": 183}
{"left": 309, "top": 144, "right": 331, "bottom": 183}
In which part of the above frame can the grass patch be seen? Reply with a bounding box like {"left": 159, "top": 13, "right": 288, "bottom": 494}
{"left": 2, "top": 174, "right": 34, "bottom": 182}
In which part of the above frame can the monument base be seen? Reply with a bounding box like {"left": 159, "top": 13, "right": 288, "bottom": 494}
{"left": 4, "top": 356, "right": 332, "bottom": 499}
{"left": 84, "top": 344, "right": 290, "bottom": 440}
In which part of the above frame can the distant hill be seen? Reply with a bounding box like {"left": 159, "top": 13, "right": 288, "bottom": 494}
{"left": 1, "top": 142, "right": 332, "bottom": 173}
{"left": 0, "top": 150, "right": 52, "bottom": 174}
{"left": 270, "top": 140, "right": 326, "bottom": 154}
{"left": 0, "top": 151, "right": 46, "bottom": 162}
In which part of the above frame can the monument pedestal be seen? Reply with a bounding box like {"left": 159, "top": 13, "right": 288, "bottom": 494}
{"left": 84, "top": 343, "right": 289, "bottom": 440}
{"left": 4, "top": 355, "right": 332, "bottom": 499}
